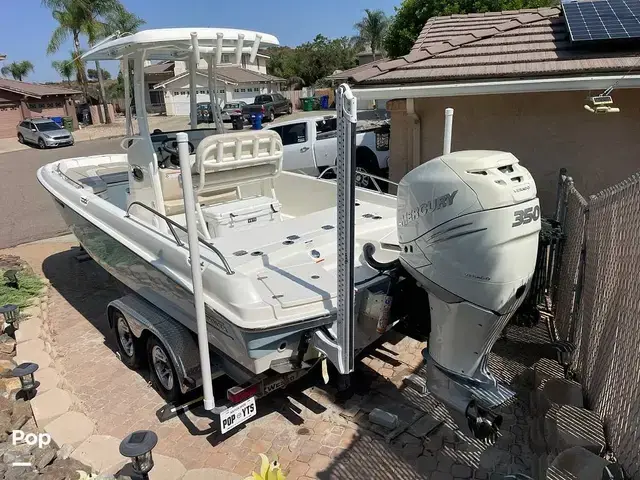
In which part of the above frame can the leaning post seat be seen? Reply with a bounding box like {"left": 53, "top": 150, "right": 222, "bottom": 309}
{"left": 194, "top": 129, "right": 283, "bottom": 197}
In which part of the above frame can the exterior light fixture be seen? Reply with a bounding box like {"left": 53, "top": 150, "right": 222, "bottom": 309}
{"left": 0, "top": 304, "right": 20, "bottom": 332}
{"left": 119, "top": 430, "right": 158, "bottom": 480}
{"left": 12, "top": 362, "right": 40, "bottom": 399}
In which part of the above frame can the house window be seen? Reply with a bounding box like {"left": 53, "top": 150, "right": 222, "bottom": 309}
{"left": 240, "top": 88, "right": 246, "bottom": 92}
{"left": 221, "top": 54, "right": 231, "bottom": 63}
{"left": 219, "top": 89, "right": 224, "bottom": 93}
{"left": 234, "top": 88, "right": 239, "bottom": 92}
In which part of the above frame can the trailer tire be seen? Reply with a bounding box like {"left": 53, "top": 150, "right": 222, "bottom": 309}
{"left": 112, "top": 309, "right": 143, "bottom": 369}
{"left": 147, "top": 335, "right": 181, "bottom": 403}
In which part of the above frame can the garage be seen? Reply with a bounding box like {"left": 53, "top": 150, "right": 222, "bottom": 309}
{"left": 0, "top": 78, "right": 79, "bottom": 138}
{"left": 0, "top": 103, "right": 21, "bottom": 139}
{"left": 154, "top": 67, "right": 284, "bottom": 116}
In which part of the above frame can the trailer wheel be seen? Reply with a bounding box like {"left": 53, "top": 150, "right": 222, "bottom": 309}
{"left": 112, "top": 309, "right": 142, "bottom": 369}
{"left": 147, "top": 336, "right": 180, "bottom": 402}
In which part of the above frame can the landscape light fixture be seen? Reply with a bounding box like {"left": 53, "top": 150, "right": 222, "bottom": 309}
{"left": 0, "top": 304, "right": 20, "bottom": 330}
{"left": 119, "top": 430, "right": 158, "bottom": 480}
{"left": 12, "top": 362, "right": 40, "bottom": 400}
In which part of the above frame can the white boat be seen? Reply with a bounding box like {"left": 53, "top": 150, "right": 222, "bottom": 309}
{"left": 37, "top": 27, "right": 541, "bottom": 439}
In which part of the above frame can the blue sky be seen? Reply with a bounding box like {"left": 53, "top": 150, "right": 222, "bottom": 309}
{"left": 1, "top": 0, "right": 398, "bottom": 83}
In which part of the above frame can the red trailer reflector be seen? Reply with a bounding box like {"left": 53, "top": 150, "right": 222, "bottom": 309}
{"left": 227, "top": 383, "right": 259, "bottom": 404}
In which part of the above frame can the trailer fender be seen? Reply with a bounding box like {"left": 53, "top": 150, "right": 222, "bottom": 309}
{"left": 108, "top": 295, "right": 203, "bottom": 393}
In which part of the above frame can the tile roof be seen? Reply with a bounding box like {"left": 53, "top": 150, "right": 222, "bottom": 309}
{"left": 144, "top": 61, "right": 174, "bottom": 75}
{"left": 0, "top": 77, "right": 80, "bottom": 97}
{"left": 327, "top": 59, "right": 390, "bottom": 80}
{"left": 351, "top": 7, "right": 640, "bottom": 84}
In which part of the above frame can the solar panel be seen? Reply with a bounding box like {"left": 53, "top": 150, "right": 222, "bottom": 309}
{"left": 563, "top": 0, "right": 640, "bottom": 42}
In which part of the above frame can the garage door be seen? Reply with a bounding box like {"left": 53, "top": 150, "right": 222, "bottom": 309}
{"left": 0, "top": 103, "right": 22, "bottom": 139}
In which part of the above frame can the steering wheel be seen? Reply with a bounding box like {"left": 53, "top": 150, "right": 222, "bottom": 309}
{"left": 161, "top": 138, "right": 195, "bottom": 157}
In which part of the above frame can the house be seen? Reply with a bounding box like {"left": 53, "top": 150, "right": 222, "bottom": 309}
{"left": 348, "top": 7, "right": 640, "bottom": 212}
{"left": 153, "top": 65, "right": 284, "bottom": 116}
{"left": 0, "top": 78, "right": 80, "bottom": 138}
{"left": 144, "top": 52, "right": 275, "bottom": 114}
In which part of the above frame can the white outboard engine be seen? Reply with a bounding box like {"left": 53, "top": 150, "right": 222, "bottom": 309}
{"left": 397, "top": 150, "right": 541, "bottom": 439}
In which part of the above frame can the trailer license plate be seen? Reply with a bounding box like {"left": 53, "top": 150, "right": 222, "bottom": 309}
{"left": 220, "top": 397, "right": 256, "bottom": 434}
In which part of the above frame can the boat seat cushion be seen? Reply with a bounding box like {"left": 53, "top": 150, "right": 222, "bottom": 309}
{"left": 64, "top": 162, "right": 129, "bottom": 195}
{"left": 159, "top": 167, "right": 237, "bottom": 216}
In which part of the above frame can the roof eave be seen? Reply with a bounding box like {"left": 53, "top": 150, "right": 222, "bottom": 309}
{"left": 352, "top": 74, "right": 640, "bottom": 100}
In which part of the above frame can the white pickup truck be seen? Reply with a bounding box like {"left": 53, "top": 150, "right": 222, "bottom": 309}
{"left": 265, "top": 115, "right": 390, "bottom": 188}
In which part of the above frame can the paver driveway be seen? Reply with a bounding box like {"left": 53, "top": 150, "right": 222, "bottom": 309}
{"left": 5, "top": 239, "right": 550, "bottom": 479}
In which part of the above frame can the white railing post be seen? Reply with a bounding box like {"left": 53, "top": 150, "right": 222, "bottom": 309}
{"left": 443, "top": 107, "right": 454, "bottom": 155}
{"left": 176, "top": 132, "right": 215, "bottom": 411}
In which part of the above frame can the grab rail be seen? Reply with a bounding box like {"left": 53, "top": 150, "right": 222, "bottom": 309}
{"left": 125, "top": 201, "right": 235, "bottom": 275}
{"left": 317, "top": 166, "right": 398, "bottom": 195}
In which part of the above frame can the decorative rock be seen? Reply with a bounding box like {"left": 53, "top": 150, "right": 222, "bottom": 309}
{"left": 40, "top": 457, "right": 91, "bottom": 480}
{"left": 369, "top": 408, "right": 399, "bottom": 429}
{"left": 2, "top": 440, "right": 36, "bottom": 464}
{"left": 0, "top": 376, "right": 22, "bottom": 397}
{"left": 0, "top": 334, "right": 16, "bottom": 354}
{"left": 4, "top": 465, "right": 38, "bottom": 480}
{"left": 0, "top": 358, "right": 17, "bottom": 376}
{"left": 13, "top": 345, "right": 52, "bottom": 369}
{"left": 0, "top": 410, "right": 11, "bottom": 441}
{"left": 30, "top": 388, "right": 72, "bottom": 427}
{"left": 46, "top": 411, "right": 95, "bottom": 447}
{"left": 181, "top": 468, "right": 243, "bottom": 480}
{"left": 544, "top": 405, "right": 606, "bottom": 454}
{"left": 71, "top": 435, "right": 127, "bottom": 474}
{"left": 34, "top": 445, "right": 57, "bottom": 470}
{"left": 35, "top": 367, "right": 60, "bottom": 393}
{"left": 546, "top": 446, "right": 610, "bottom": 479}
{"left": 58, "top": 443, "right": 75, "bottom": 460}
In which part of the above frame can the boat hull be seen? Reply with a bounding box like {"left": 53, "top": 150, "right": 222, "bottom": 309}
{"left": 52, "top": 198, "right": 333, "bottom": 380}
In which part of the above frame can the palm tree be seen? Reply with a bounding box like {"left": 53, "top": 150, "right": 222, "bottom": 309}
{"left": 354, "top": 9, "right": 389, "bottom": 61}
{"left": 51, "top": 52, "right": 77, "bottom": 84}
{"left": 1, "top": 61, "right": 34, "bottom": 81}
{"left": 43, "top": 0, "right": 122, "bottom": 123}
{"left": 102, "top": 3, "right": 145, "bottom": 36}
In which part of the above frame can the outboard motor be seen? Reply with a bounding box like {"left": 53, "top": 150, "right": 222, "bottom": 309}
{"left": 396, "top": 150, "right": 541, "bottom": 439}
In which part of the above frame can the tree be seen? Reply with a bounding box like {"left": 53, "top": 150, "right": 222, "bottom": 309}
{"left": 43, "top": 0, "right": 125, "bottom": 123}
{"left": 354, "top": 9, "right": 389, "bottom": 60}
{"left": 51, "top": 53, "right": 77, "bottom": 84}
{"left": 384, "top": 0, "right": 558, "bottom": 58}
{"left": 1, "top": 61, "right": 34, "bottom": 81}
{"left": 87, "top": 67, "right": 111, "bottom": 80}
{"left": 101, "top": 3, "right": 145, "bottom": 36}
{"left": 267, "top": 35, "right": 360, "bottom": 87}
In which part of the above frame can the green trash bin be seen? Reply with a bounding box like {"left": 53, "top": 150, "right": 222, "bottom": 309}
{"left": 302, "top": 97, "right": 314, "bottom": 112}
{"left": 62, "top": 116, "right": 74, "bottom": 131}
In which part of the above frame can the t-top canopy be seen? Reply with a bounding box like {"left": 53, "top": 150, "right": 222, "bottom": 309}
{"left": 82, "top": 28, "right": 279, "bottom": 61}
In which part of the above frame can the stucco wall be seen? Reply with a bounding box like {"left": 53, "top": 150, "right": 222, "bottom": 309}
{"left": 388, "top": 89, "right": 640, "bottom": 213}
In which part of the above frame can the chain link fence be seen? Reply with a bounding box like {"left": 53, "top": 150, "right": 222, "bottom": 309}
{"left": 553, "top": 171, "right": 640, "bottom": 478}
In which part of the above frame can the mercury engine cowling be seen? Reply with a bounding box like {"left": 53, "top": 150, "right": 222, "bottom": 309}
{"left": 397, "top": 150, "right": 541, "bottom": 439}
